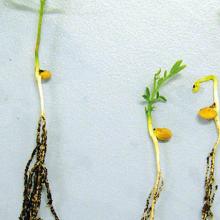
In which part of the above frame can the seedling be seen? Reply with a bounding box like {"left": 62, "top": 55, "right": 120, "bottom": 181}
{"left": 19, "top": 0, "right": 60, "bottom": 219}
{"left": 193, "top": 75, "right": 220, "bottom": 220}
{"left": 142, "top": 61, "right": 186, "bottom": 220}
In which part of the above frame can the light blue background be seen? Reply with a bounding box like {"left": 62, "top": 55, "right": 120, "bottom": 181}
{"left": 1, "top": 1, "right": 220, "bottom": 219}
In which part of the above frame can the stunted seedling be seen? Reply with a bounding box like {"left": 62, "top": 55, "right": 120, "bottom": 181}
{"left": 141, "top": 61, "right": 186, "bottom": 220}
{"left": 19, "top": 0, "right": 60, "bottom": 219}
{"left": 193, "top": 75, "right": 220, "bottom": 220}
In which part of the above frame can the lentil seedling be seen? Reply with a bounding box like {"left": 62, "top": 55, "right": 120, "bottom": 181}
{"left": 142, "top": 60, "right": 186, "bottom": 220}
{"left": 19, "top": 0, "right": 60, "bottom": 219}
{"left": 193, "top": 75, "right": 220, "bottom": 220}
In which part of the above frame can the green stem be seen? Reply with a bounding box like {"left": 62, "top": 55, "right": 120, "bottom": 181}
{"left": 35, "top": 0, "right": 46, "bottom": 116}
{"left": 35, "top": 0, "right": 45, "bottom": 71}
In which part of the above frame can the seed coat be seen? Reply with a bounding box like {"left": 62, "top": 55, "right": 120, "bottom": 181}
{"left": 154, "top": 128, "right": 172, "bottom": 141}
{"left": 198, "top": 107, "right": 217, "bottom": 120}
{"left": 40, "top": 70, "right": 52, "bottom": 80}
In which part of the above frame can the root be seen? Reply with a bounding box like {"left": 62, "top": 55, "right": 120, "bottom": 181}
{"left": 202, "top": 149, "right": 218, "bottom": 220}
{"left": 19, "top": 116, "right": 60, "bottom": 220}
{"left": 142, "top": 172, "right": 164, "bottom": 220}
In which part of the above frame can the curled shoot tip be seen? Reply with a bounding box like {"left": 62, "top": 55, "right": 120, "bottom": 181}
{"left": 192, "top": 82, "right": 200, "bottom": 93}
{"left": 193, "top": 75, "right": 218, "bottom": 93}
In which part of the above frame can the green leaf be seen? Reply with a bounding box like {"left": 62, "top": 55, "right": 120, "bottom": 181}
{"left": 176, "top": 64, "right": 187, "bottom": 73}
{"left": 156, "top": 91, "right": 160, "bottom": 99}
{"left": 145, "top": 87, "right": 150, "bottom": 98}
{"left": 143, "top": 87, "right": 151, "bottom": 101}
{"left": 155, "top": 69, "right": 161, "bottom": 78}
{"left": 145, "top": 107, "right": 148, "bottom": 115}
{"left": 142, "top": 95, "right": 147, "bottom": 100}
{"left": 170, "top": 60, "right": 182, "bottom": 73}
{"left": 154, "top": 69, "right": 161, "bottom": 88}
{"left": 157, "top": 78, "right": 164, "bottom": 87}
{"left": 170, "top": 60, "right": 186, "bottom": 75}
{"left": 164, "top": 70, "right": 167, "bottom": 78}
{"left": 158, "top": 96, "right": 167, "bottom": 102}
{"left": 143, "top": 95, "right": 150, "bottom": 101}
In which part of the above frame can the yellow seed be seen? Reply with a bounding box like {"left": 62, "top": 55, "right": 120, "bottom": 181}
{"left": 154, "top": 128, "right": 172, "bottom": 141}
{"left": 40, "top": 70, "right": 52, "bottom": 80}
{"left": 198, "top": 107, "right": 217, "bottom": 120}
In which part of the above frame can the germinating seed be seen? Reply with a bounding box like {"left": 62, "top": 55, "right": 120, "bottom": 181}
{"left": 193, "top": 75, "right": 220, "bottom": 220}
{"left": 141, "top": 60, "right": 186, "bottom": 220}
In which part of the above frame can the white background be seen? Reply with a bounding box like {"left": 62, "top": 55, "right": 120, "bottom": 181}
{"left": 1, "top": 0, "right": 220, "bottom": 219}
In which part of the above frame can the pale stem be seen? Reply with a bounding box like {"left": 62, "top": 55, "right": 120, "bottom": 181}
{"left": 147, "top": 110, "right": 161, "bottom": 220}
{"left": 213, "top": 77, "right": 220, "bottom": 157}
